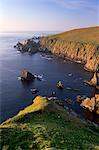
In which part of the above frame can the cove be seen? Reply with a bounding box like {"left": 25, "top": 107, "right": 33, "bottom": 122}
{"left": 0, "top": 32, "right": 96, "bottom": 123}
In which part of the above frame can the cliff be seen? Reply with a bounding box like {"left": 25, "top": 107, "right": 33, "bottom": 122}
{"left": 40, "top": 27, "right": 99, "bottom": 72}
{"left": 0, "top": 96, "right": 99, "bottom": 150}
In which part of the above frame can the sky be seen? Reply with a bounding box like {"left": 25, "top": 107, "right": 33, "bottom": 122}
{"left": 0, "top": 0, "right": 98, "bottom": 32}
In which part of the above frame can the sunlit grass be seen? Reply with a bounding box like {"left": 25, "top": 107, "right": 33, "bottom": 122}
{"left": 18, "top": 96, "right": 48, "bottom": 116}
{"left": 0, "top": 96, "right": 99, "bottom": 150}
{"left": 48, "top": 26, "right": 99, "bottom": 44}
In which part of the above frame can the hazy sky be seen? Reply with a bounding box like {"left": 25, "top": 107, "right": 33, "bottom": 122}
{"left": 0, "top": 0, "right": 98, "bottom": 31}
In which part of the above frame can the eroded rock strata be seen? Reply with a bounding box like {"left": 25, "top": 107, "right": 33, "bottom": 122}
{"left": 40, "top": 37, "right": 99, "bottom": 72}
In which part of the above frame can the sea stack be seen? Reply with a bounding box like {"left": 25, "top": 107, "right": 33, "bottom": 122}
{"left": 21, "top": 69, "right": 35, "bottom": 81}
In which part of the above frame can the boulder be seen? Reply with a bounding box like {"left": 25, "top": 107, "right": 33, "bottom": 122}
{"left": 79, "top": 94, "right": 99, "bottom": 114}
{"left": 76, "top": 95, "right": 83, "bottom": 103}
{"left": 51, "top": 91, "right": 56, "bottom": 96}
{"left": 80, "top": 97, "right": 95, "bottom": 112}
{"left": 57, "top": 81, "right": 64, "bottom": 89}
{"left": 30, "top": 88, "right": 39, "bottom": 94}
{"left": 21, "top": 69, "right": 35, "bottom": 81}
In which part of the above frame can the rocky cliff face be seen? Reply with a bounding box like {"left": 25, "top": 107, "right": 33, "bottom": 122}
{"left": 84, "top": 72, "right": 99, "bottom": 89}
{"left": 40, "top": 37, "right": 99, "bottom": 72}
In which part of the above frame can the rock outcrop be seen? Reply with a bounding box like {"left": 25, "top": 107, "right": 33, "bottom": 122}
{"left": 14, "top": 37, "right": 50, "bottom": 54}
{"left": 84, "top": 71, "right": 99, "bottom": 89}
{"left": 21, "top": 69, "right": 35, "bottom": 81}
{"left": 57, "top": 81, "right": 64, "bottom": 89}
{"left": 14, "top": 38, "right": 40, "bottom": 53}
{"left": 14, "top": 27, "right": 99, "bottom": 72}
{"left": 77, "top": 94, "right": 99, "bottom": 114}
{"left": 80, "top": 97, "right": 96, "bottom": 112}
{"left": 30, "top": 88, "right": 39, "bottom": 94}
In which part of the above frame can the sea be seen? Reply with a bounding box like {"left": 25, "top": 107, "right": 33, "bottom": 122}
{"left": 0, "top": 31, "right": 97, "bottom": 123}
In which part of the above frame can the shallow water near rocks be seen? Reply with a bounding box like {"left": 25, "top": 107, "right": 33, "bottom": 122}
{"left": 0, "top": 32, "right": 98, "bottom": 124}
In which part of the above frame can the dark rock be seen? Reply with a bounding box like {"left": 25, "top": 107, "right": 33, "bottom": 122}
{"left": 52, "top": 91, "right": 56, "bottom": 96}
{"left": 48, "top": 97, "right": 58, "bottom": 101}
{"left": 21, "top": 69, "right": 35, "bottom": 81}
{"left": 36, "top": 76, "right": 42, "bottom": 81}
{"left": 65, "top": 98, "right": 72, "bottom": 104}
{"left": 30, "top": 88, "right": 39, "bottom": 94}
{"left": 14, "top": 42, "right": 23, "bottom": 51}
{"left": 76, "top": 95, "right": 83, "bottom": 103}
{"left": 14, "top": 38, "right": 40, "bottom": 53}
{"left": 57, "top": 81, "right": 64, "bottom": 89}
{"left": 14, "top": 37, "right": 51, "bottom": 54}
{"left": 39, "top": 47, "right": 49, "bottom": 53}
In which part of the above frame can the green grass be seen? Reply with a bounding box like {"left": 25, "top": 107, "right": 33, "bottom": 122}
{"left": 48, "top": 26, "right": 99, "bottom": 44}
{"left": 0, "top": 96, "right": 99, "bottom": 150}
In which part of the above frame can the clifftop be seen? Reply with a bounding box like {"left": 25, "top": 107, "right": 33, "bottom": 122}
{"left": 48, "top": 26, "right": 99, "bottom": 44}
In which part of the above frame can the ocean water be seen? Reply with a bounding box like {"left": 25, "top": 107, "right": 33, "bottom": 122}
{"left": 0, "top": 32, "right": 97, "bottom": 123}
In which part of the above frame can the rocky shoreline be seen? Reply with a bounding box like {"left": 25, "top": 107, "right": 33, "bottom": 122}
{"left": 14, "top": 36, "right": 49, "bottom": 54}
{"left": 14, "top": 34, "right": 99, "bottom": 73}
{"left": 14, "top": 34, "right": 99, "bottom": 124}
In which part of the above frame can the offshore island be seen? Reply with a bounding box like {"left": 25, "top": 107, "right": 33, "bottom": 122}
{"left": 0, "top": 27, "right": 99, "bottom": 150}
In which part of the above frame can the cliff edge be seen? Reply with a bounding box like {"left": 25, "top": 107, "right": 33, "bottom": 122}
{"left": 40, "top": 27, "right": 99, "bottom": 72}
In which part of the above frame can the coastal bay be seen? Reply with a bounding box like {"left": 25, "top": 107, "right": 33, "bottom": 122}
{"left": 0, "top": 31, "right": 98, "bottom": 124}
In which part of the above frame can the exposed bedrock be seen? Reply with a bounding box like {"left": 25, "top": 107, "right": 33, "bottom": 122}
{"left": 77, "top": 94, "right": 99, "bottom": 115}
{"left": 40, "top": 37, "right": 99, "bottom": 72}
{"left": 14, "top": 37, "right": 49, "bottom": 54}
{"left": 84, "top": 72, "right": 99, "bottom": 89}
{"left": 14, "top": 38, "right": 40, "bottom": 53}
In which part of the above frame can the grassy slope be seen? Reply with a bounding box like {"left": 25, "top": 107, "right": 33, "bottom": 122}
{"left": 48, "top": 26, "right": 99, "bottom": 44}
{"left": 0, "top": 96, "right": 99, "bottom": 150}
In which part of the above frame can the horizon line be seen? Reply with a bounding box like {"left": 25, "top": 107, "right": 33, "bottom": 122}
{"left": 0, "top": 26, "right": 98, "bottom": 33}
